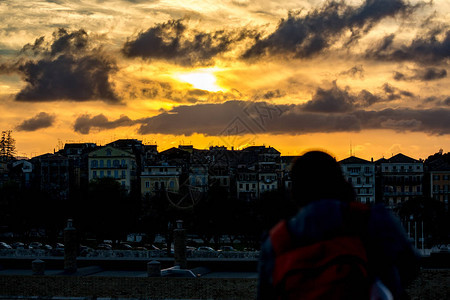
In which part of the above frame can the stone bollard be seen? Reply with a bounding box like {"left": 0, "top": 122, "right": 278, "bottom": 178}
{"left": 147, "top": 260, "right": 161, "bottom": 277}
{"left": 64, "top": 219, "right": 77, "bottom": 273}
{"left": 173, "top": 220, "right": 187, "bottom": 269}
{"left": 32, "top": 259, "right": 45, "bottom": 275}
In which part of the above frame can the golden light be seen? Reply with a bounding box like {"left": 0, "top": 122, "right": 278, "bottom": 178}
{"left": 176, "top": 69, "right": 223, "bottom": 92}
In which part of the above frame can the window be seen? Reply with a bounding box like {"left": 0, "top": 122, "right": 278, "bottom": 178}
{"left": 106, "top": 149, "right": 112, "bottom": 156}
{"left": 365, "top": 167, "right": 370, "bottom": 173}
{"left": 121, "top": 159, "right": 125, "bottom": 167}
{"left": 93, "top": 171, "right": 97, "bottom": 178}
{"left": 100, "top": 160, "right": 104, "bottom": 168}
{"left": 145, "top": 181, "right": 150, "bottom": 188}
{"left": 252, "top": 183, "right": 256, "bottom": 188}
{"left": 357, "top": 177, "right": 361, "bottom": 184}
{"left": 169, "top": 181, "right": 174, "bottom": 188}
{"left": 100, "top": 170, "right": 104, "bottom": 178}
{"left": 433, "top": 175, "right": 440, "bottom": 180}
{"left": 107, "top": 160, "right": 111, "bottom": 168}
{"left": 91, "top": 160, "right": 98, "bottom": 168}
{"left": 113, "top": 160, "right": 119, "bottom": 167}
{"left": 114, "top": 170, "right": 118, "bottom": 178}
{"left": 246, "top": 184, "right": 249, "bottom": 191}
{"left": 121, "top": 170, "right": 126, "bottom": 178}
{"left": 365, "top": 177, "right": 371, "bottom": 184}
{"left": 223, "top": 178, "right": 228, "bottom": 185}
{"left": 239, "top": 183, "right": 243, "bottom": 189}
{"left": 348, "top": 177, "right": 352, "bottom": 183}
{"left": 107, "top": 170, "right": 111, "bottom": 177}
{"left": 121, "top": 181, "right": 125, "bottom": 187}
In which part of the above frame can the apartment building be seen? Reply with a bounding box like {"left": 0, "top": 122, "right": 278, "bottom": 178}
{"left": 88, "top": 145, "right": 137, "bottom": 192}
{"left": 340, "top": 156, "right": 376, "bottom": 204}
{"left": 376, "top": 153, "right": 424, "bottom": 206}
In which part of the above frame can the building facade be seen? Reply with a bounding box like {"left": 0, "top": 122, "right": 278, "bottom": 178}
{"left": 376, "top": 153, "right": 424, "bottom": 207}
{"left": 340, "top": 156, "right": 376, "bottom": 204}
{"left": 88, "top": 146, "right": 137, "bottom": 192}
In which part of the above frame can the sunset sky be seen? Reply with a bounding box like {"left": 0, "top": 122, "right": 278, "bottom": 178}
{"left": 1, "top": 0, "right": 450, "bottom": 161}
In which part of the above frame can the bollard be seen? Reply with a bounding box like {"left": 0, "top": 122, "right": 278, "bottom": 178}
{"left": 147, "top": 260, "right": 161, "bottom": 277}
{"left": 32, "top": 259, "right": 45, "bottom": 275}
{"left": 173, "top": 220, "right": 187, "bottom": 269}
{"left": 64, "top": 219, "right": 77, "bottom": 273}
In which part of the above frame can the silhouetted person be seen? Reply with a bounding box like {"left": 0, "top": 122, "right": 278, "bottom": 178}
{"left": 257, "top": 151, "right": 419, "bottom": 300}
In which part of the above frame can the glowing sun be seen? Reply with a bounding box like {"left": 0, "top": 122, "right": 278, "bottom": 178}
{"left": 176, "top": 69, "right": 223, "bottom": 92}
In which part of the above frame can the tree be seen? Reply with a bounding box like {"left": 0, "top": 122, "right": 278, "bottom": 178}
{"left": 0, "top": 130, "right": 16, "bottom": 161}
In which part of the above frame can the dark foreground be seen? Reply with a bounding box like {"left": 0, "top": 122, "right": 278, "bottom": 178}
{"left": 0, "top": 268, "right": 448, "bottom": 299}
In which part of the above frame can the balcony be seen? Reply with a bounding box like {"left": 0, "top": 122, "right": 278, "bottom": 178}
{"left": 91, "top": 165, "right": 128, "bottom": 169}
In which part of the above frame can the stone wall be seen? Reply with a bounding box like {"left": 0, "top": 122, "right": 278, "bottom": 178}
{"left": 0, "top": 276, "right": 257, "bottom": 299}
{"left": 0, "top": 269, "right": 448, "bottom": 299}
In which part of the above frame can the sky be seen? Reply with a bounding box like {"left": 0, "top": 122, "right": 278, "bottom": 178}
{"left": 1, "top": 0, "right": 450, "bottom": 161}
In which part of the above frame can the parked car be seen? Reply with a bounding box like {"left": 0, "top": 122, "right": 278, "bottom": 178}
{"left": 79, "top": 245, "right": 94, "bottom": 256}
{"left": 0, "top": 242, "right": 12, "bottom": 249}
{"left": 219, "top": 246, "right": 237, "bottom": 252}
{"left": 117, "top": 243, "right": 133, "bottom": 250}
{"left": 97, "top": 243, "right": 112, "bottom": 250}
{"left": 43, "top": 244, "right": 53, "bottom": 250}
{"left": 28, "top": 242, "right": 43, "bottom": 249}
{"left": 197, "top": 246, "right": 216, "bottom": 252}
{"left": 11, "top": 242, "right": 25, "bottom": 249}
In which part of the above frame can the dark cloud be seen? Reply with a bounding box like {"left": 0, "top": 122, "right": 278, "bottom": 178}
{"left": 253, "top": 89, "right": 286, "bottom": 100}
{"left": 2, "top": 28, "right": 119, "bottom": 103}
{"left": 122, "top": 19, "right": 257, "bottom": 66}
{"left": 299, "top": 83, "right": 406, "bottom": 113}
{"left": 339, "top": 65, "right": 364, "bottom": 79}
{"left": 394, "top": 68, "right": 447, "bottom": 81}
{"left": 243, "top": 0, "right": 414, "bottom": 59}
{"left": 132, "top": 100, "right": 450, "bottom": 136}
{"left": 302, "top": 83, "right": 355, "bottom": 113}
{"left": 382, "top": 83, "right": 415, "bottom": 100}
{"left": 367, "top": 28, "right": 450, "bottom": 64}
{"left": 16, "top": 112, "right": 55, "bottom": 131}
{"left": 74, "top": 114, "right": 136, "bottom": 134}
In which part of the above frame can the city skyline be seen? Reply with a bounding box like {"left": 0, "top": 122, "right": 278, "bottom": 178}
{"left": 1, "top": 0, "right": 450, "bottom": 161}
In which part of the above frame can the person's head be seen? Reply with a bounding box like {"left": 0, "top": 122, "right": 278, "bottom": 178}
{"left": 290, "top": 150, "right": 355, "bottom": 208}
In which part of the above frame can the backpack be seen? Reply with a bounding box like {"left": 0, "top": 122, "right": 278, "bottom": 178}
{"left": 269, "top": 202, "right": 371, "bottom": 300}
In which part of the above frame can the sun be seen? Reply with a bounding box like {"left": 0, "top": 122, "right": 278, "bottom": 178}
{"left": 176, "top": 69, "right": 223, "bottom": 92}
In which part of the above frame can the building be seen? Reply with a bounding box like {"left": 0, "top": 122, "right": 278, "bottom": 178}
{"left": 376, "top": 153, "right": 424, "bottom": 207}
{"left": 141, "top": 163, "right": 181, "bottom": 197}
{"left": 426, "top": 155, "right": 450, "bottom": 211}
{"left": 57, "top": 143, "right": 97, "bottom": 191}
{"left": 236, "top": 146, "right": 281, "bottom": 200}
{"left": 10, "top": 159, "right": 33, "bottom": 189}
{"left": 88, "top": 145, "right": 137, "bottom": 192}
{"left": 340, "top": 156, "right": 376, "bottom": 204}
{"left": 32, "top": 153, "right": 70, "bottom": 201}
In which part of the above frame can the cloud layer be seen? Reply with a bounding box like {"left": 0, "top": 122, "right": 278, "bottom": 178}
{"left": 1, "top": 28, "right": 119, "bottom": 103}
{"left": 16, "top": 112, "right": 55, "bottom": 131}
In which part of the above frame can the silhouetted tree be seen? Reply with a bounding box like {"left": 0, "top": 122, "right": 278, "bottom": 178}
{"left": 77, "top": 177, "right": 132, "bottom": 243}
{"left": 0, "top": 130, "right": 16, "bottom": 161}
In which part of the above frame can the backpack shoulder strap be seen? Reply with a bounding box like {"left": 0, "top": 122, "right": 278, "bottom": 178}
{"left": 269, "top": 220, "right": 293, "bottom": 256}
